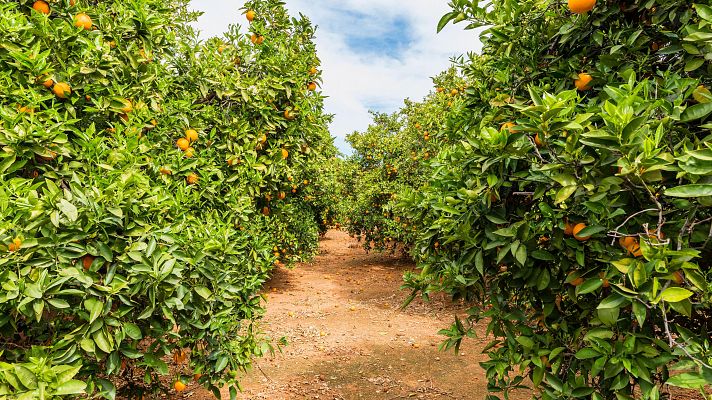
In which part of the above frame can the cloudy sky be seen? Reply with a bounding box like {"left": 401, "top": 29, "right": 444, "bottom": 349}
{"left": 189, "top": 1, "right": 480, "bottom": 153}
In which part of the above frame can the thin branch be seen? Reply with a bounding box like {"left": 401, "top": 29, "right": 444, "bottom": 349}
{"left": 608, "top": 208, "right": 657, "bottom": 245}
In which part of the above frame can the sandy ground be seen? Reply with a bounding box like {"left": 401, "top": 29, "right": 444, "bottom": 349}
{"left": 184, "top": 229, "right": 517, "bottom": 400}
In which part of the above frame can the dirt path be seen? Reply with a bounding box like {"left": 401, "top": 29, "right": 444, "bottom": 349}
{"left": 195, "top": 230, "right": 524, "bottom": 399}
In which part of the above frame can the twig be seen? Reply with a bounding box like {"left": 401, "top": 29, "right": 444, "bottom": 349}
{"left": 608, "top": 208, "right": 657, "bottom": 245}
{"left": 661, "top": 303, "right": 712, "bottom": 369}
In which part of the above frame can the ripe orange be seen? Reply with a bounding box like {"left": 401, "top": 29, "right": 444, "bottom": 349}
{"left": 8, "top": 238, "right": 22, "bottom": 252}
{"left": 82, "top": 255, "right": 94, "bottom": 271}
{"left": 53, "top": 82, "right": 71, "bottom": 98}
{"left": 572, "top": 223, "right": 590, "bottom": 241}
{"left": 218, "top": 44, "right": 227, "bottom": 54}
{"left": 185, "top": 129, "right": 198, "bottom": 142}
{"left": 303, "top": 179, "right": 309, "bottom": 185}
{"left": 250, "top": 34, "right": 264, "bottom": 45}
{"left": 184, "top": 147, "right": 195, "bottom": 158}
{"left": 571, "top": 277, "right": 585, "bottom": 286}
{"left": 262, "top": 207, "right": 270, "bottom": 216}
{"left": 32, "top": 1, "right": 50, "bottom": 14}
{"left": 41, "top": 78, "right": 54, "bottom": 88}
{"left": 672, "top": 271, "right": 684, "bottom": 285}
{"left": 174, "top": 381, "right": 186, "bottom": 392}
{"left": 246, "top": 10, "right": 256, "bottom": 22}
{"left": 281, "top": 148, "right": 289, "bottom": 159}
{"left": 176, "top": 138, "right": 190, "bottom": 151}
{"left": 568, "top": 0, "right": 596, "bottom": 14}
{"left": 74, "top": 13, "right": 93, "bottom": 30}
{"left": 307, "top": 82, "right": 317, "bottom": 91}
{"left": 17, "top": 105, "right": 34, "bottom": 114}
{"left": 563, "top": 221, "right": 574, "bottom": 236}
{"left": 159, "top": 167, "right": 172, "bottom": 175}
{"left": 618, "top": 236, "right": 637, "bottom": 251}
{"left": 628, "top": 242, "right": 643, "bottom": 257}
{"left": 436, "top": 87, "right": 444, "bottom": 93}
{"left": 284, "top": 110, "right": 295, "bottom": 120}
{"left": 450, "top": 89, "right": 458, "bottom": 96}
{"left": 309, "top": 66, "right": 318, "bottom": 75}
{"left": 278, "top": 192, "right": 286, "bottom": 200}
{"left": 500, "top": 122, "right": 516, "bottom": 132}
{"left": 575, "top": 73, "right": 593, "bottom": 91}
{"left": 186, "top": 173, "right": 199, "bottom": 185}
{"left": 647, "top": 229, "right": 665, "bottom": 240}
{"left": 534, "top": 133, "right": 543, "bottom": 147}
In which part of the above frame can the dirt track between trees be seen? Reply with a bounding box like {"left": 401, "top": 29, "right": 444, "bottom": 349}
{"left": 188, "top": 229, "right": 525, "bottom": 400}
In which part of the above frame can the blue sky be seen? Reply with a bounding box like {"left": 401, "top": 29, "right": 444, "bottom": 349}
{"left": 189, "top": 0, "right": 480, "bottom": 153}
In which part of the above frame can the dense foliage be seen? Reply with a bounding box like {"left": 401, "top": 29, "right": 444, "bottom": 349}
{"left": 341, "top": 68, "right": 467, "bottom": 252}
{"left": 0, "top": 0, "right": 333, "bottom": 398}
{"left": 342, "top": 0, "right": 712, "bottom": 398}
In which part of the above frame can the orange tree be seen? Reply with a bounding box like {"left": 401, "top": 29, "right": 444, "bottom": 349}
{"left": 341, "top": 68, "right": 467, "bottom": 252}
{"left": 391, "top": 0, "right": 712, "bottom": 398}
{"left": 0, "top": 0, "right": 333, "bottom": 398}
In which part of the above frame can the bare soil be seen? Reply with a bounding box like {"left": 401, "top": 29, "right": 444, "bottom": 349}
{"left": 184, "top": 229, "right": 520, "bottom": 400}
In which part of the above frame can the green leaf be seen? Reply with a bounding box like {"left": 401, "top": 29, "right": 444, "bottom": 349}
{"left": 597, "top": 294, "right": 627, "bottom": 309}
{"left": 516, "top": 336, "right": 534, "bottom": 349}
{"left": 555, "top": 185, "right": 577, "bottom": 204}
{"left": 659, "top": 287, "right": 693, "bottom": 303}
{"left": 577, "top": 278, "right": 603, "bottom": 295}
{"left": 681, "top": 102, "right": 712, "bottom": 122}
{"left": 143, "top": 353, "right": 169, "bottom": 375}
{"left": 666, "top": 372, "right": 708, "bottom": 389}
{"left": 575, "top": 348, "right": 601, "bottom": 359}
{"left": 14, "top": 365, "right": 37, "bottom": 389}
{"left": 695, "top": 3, "right": 712, "bottom": 21}
{"left": 54, "top": 380, "right": 87, "bottom": 395}
{"left": 665, "top": 184, "right": 712, "bottom": 198}
{"left": 58, "top": 199, "right": 79, "bottom": 222}
{"left": 436, "top": 12, "right": 457, "bottom": 33}
{"left": 194, "top": 286, "right": 212, "bottom": 299}
{"left": 123, "top": 323, "right": 142, "bottom": 340}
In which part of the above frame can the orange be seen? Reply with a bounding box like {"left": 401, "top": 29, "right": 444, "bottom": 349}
{"left": 262, "top": 207, "right": 270, "bottom": 216}
{"left": 218, "top": 44, "right": 227, "bottom": 54}
{"left": 278, "top": 192, "right": 286, "bottom": 200}
{"left": 32, "top": 1, "right": 50, "bottom": 14}
{"left": 246, "top": 10, "right": 256, "bottom": 22}
{"left": 174, "top": 381, "right": 186, "bottom": 392}
{"left": 284, "top": 110, "right": 295, "bottom": 120}
{"left": 194, "top": 373, "right": 203, "bottom": 381}
{"left": 176, "top": 138, "right": 190, "bottom": 151}
{"left": 74, "top": 13, "right": 93, "bottom": 30}
{"left": 628, "top": 243, "right": 643, "bottom": 257}
{"left": 303, "top": 179, "right": 309, "bottom": 185}
{"left": 8, "top": 238, "right": 22, "bottom": 252}
{"left": 186, "top": 173, "right": 199, "bottom": 185}
{"left": 309, "top": 66, "right": 318, "bottom": 75}
{"left": 568, "top": 0, "right": 596, "bottom": 14}
{"left": 250, "top": 34, "right": 264, "bottom": 45}
{"left": 184, "top": 147, "right": 195, "bottom": 158}
{"left": 185, "top": 129, "right": 198, "bottom": 142}
{"left": 618, "top": 236, "right": 637, "bottom": 251}
{"left": 571, "top": 277, "right": 585, "bottom": 286}
{"left": 281, "top": 148, "right": 289, "bottom": 159}
{"left": 563, "top": 221, "right": 575, "bottom": 236}
{"left": 53, "top": 82, "right": 71, "bottom": 98}
{"left": 450, "top": 89, "right": 459, "bottom": 96}
{"left": 575, "top": 73, "right": 593, "bottom": 91}
{"left": 500, "top": 122, "right": 516, "bottom": 132}
{"left": 647, "top": 229, "right": 665, "bottom": 240}
{"left": 572, "top": 223, "right": 590, "bottom": 241}
{"left": 534, "top": 133, "right": 543, "bottom": 147}
{"left": 41, "top": 78, "right": 54, "bottom": 88}
{"left": 307, "top": 82, "right": 317, "bottom": 91}
{"left": 17, "top": 105, "right": 34, "bottom": 114}
{"left": 159, "top": 167, "right": 172, "bottom": 175}
{"left": 82, "top": 255, "right": 94, "bottom": 271}
{"left": 672, "top": 271, "right": 684, "bottom": 285}
{"left": 436, "top": 87, "right": 444, "bottom": 93}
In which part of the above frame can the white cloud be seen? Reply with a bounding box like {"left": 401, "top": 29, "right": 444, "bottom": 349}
{"left": 189, "top": 1, "right": 481, "bottom": 153}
